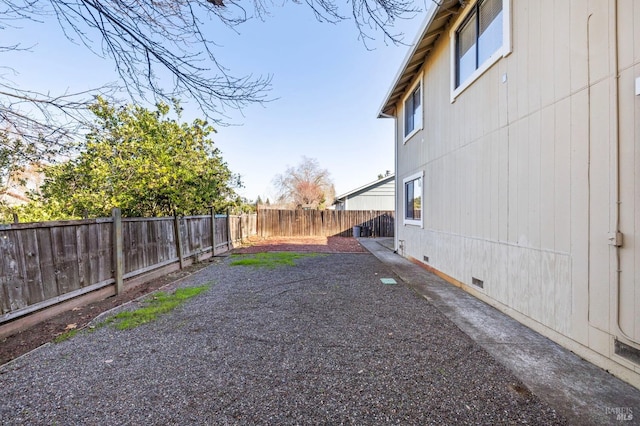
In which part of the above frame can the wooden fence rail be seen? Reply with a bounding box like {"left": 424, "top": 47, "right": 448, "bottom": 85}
{"left": 257, "top": 209, "right": 395, "bottom": 238}
{"left": 0, "top": 210, "right": 256, "bottom": 334}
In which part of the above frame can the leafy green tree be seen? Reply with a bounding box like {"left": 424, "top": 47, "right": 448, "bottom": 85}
{"left": 0, "top": 198, "right": 74, "bottom": 224}
{"left": 35, "top": 98, "right": 241, "bottom": 218}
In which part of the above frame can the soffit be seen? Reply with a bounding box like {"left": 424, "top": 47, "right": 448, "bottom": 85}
{"left": 378, "top": 0, "right": 461, "bottom": 117}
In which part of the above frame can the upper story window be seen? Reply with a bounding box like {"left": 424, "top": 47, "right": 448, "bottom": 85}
{"left": 452, "top": 0, "right": 511, "bottom": 99}
{"left": 403, "top": 78, "right": 422, "bottom": 141}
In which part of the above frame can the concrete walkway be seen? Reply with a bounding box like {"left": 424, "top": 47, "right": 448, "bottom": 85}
{"left": 359, "top": 238, "right": 640, "bottom": 425}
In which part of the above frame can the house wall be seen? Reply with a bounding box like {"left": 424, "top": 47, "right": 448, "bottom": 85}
{"left": 340, "top": 180, "right": 395, "bottom": 210}
{"left": 394, "top": 0, "right": 640, "bottom": 386}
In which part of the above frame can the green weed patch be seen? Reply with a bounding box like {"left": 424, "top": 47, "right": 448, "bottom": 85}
{"left": 52, "top": 284, "right": 211, "bottom": 344}
{"left": 53, "top": 329, "right": 79, "bottom": 344}
{"left": 230, "top": 252, "right": 318, "bottom": 268}
{"left": 111, "top": 284, "right": 210, "bottom": 330}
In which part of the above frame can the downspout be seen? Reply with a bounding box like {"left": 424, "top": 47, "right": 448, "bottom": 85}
{"left": 610, "top": 0, "right": 640, "bottom": 346}
{"left": 378, "top": 110, "right": 398, "bottom": 251}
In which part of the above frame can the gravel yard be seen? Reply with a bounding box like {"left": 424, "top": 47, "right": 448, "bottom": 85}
{"left": 0, "top": 252, "right": 566, "bottom": 425}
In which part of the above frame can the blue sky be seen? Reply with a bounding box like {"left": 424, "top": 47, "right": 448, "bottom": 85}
{"left": 2, "top": 3, "right": 426, "bottom": 202}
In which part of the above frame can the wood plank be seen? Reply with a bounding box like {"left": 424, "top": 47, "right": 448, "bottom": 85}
{"left": 37, "top": 228, "right": 58, "bottom": 300}
{"left": 51, "top": 226, "right": 81, "bottom": 295}
{"left": 122, "top": 221, "right": 134, "bottom": 274}
{"left": 97, "top": 222, "right": 113, "bottom": 284}
{"left": 0, "top": 231, "right": 23, "bottom": 313}
{"left": 0, "top": 217, "right": 112, "bottom": 231}
{"left": 85, "top": 224, "right": 98, "bottom": 288}
{"left": 174, "top": 216, "right": 184, "bottom": 269}
{"left": 21, "top": 229, "right": 45, "bottom": 304}
{"left": 76, "top": 224, "right": 88, "bottom": 288}
{"left": 140, "top": 220, "right": 149, "bottom": 269}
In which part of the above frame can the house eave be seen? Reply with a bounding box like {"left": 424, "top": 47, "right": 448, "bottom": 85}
{"left": 377, "top": 0, "right": 461, "bottom": 118}
{"left": 334, "top": 174, "right": 395, "bottom": 201}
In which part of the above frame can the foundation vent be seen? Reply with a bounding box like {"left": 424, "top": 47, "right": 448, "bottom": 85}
{"left": 471, "top": 277, "right": 484, "bottom": 289}
{"left": 423, "top": 255, "right": 429, "bottom": 263}
{"left": 615, "top": 339, "right": 640, "bottom": 365}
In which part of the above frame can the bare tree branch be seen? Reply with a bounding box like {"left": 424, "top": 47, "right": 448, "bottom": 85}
{"left": 1, "top": 0, "right": 424, "bottom": 155}
{"left": 273, "top": 156, "right": 335, "bottom": 209}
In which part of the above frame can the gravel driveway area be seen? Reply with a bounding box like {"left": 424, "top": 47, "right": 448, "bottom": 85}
{"left": 0, "top": 253, "right": 566, "bottom": 425}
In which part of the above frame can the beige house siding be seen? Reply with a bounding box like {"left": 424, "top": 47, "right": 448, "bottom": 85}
{"left": 334, "top": 176, "right": 395, "bottom": 211}
{"left": 389, "top": 0, "right": 640, "bottom": 387}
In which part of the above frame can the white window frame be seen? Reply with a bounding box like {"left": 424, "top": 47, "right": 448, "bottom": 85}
{"left": 450, "top": 0, "right": 512, "bottom": 102}
{"left": 402, "top": 171, "right": 424, "bottom": 227}
{"left": 402, "top": 74, "right": 423, "bottom": 142}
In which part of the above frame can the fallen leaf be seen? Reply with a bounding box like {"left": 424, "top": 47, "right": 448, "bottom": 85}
{"left": 72, "top": 307, "right": 81, "bottom": 311}
{"left": 65, "top": 323, "right": 78, "bottom": 330}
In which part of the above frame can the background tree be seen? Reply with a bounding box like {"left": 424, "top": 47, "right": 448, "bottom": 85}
{"left": 0, "top": 131, "right": 55, "bottom": 224}
{"left": 1, "top": 131, "right": 32, "bottom": 199}
{"left": 273, "top": 156, "right": 335, "bottom": 209}
{"left": 31, "top": 98, "right": 241, "bottom": 218}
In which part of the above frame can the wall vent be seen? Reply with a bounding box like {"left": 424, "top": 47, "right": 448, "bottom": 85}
{"left": 423, "top": 255, "right": 429, "bottom": 263}
{"left": 615, "top": 339, "right": 640, "bottom": 365}
{"left": 471, "top": 277, "right": 484, "bottom": 289}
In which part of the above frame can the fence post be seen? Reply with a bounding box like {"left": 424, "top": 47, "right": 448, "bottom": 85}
{"left": 255, "top": 203, "right": 259, "bottom": 237}
{"left": 210, "top": 207, "right": 216, "bottom": 257}
{"left": 226, "top": 209, "right": 231, "bottom": 250}
{"left": 174, "top": 215, "right": 184, "bottom": 269}
{"left": 112, "top": 207, "right": 124, "bottom": 294}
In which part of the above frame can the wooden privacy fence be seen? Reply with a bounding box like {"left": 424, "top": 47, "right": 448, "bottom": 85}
{"left": 0, "top": 209, "right": 257, "bottom": 329}
{"left": 1, "top": 207, "right": 390, "bottom": 334}
{"left": 257, "top": 209, "right": 395, "bottom": 238}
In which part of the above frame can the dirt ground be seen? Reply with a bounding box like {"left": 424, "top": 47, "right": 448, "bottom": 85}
{"left": 234, "top": 236, "right": 368, "bottom": 254}
{"left": 0, "top": 236, "right": 367, "bottom": 366}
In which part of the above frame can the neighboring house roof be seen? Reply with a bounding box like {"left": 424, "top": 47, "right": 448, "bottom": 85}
{"left": 378, "top": 0, "right": 461, "bottom": 117}
{"left": 334, "top": 174, "right": 395, "bottom": 203}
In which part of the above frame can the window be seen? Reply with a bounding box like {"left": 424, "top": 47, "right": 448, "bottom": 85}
{"left": 403, "top": 80, "right": 422, "bottom": 140}
{"left": 403, "top": 172, "right": 423, "bottom": 226}
{"left": 452, "top": 0, "right": 510, "bottom": 97}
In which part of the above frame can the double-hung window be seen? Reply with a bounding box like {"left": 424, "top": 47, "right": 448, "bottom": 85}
{"left": 403, "top": 172, "right": 423, "bottom": 226}
{"left": 403, "top": 79, "right": 422, "bottom": 140}
{"left": 452, "top": 0, "right": 510, "bottom": 97}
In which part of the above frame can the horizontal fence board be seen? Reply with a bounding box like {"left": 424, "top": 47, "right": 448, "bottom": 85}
{"left": 0, "top": 217, "right": 112, "bottom": 230}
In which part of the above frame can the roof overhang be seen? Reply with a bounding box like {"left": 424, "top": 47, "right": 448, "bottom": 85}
{"left": 334, "top": 174, "right": 395, "bottom": 201}
{"left": 377, "top": 0, "right": 462, "bottom": 118}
